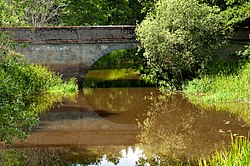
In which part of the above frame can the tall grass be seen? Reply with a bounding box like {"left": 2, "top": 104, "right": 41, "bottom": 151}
{"left": 199, "top": 135, "right": 250, "bottom": 166}
{"left": 184, "top": 60, "right": 250, "bottom": 123}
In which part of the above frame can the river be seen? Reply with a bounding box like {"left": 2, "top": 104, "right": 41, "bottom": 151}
{"left": 0, "top": 69, "right": 249, "bottom": 166}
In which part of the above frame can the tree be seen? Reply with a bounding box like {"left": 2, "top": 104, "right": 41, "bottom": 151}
{"left": 0, "top": 0, "right": 67, "bottom": 26}
{"left": 21, "top": 0, "right": 67, "bottom": 26}
{"left": 199, "top": 0, "right": 250, "bottom": 29}
{"left": 136, "top": 0, "right": 229, "bottom": 90}
{"left": 138, "top": 0, "right": 156, "bottom": 14}
{"left": 0, "top": 0, "right": 22, "bottom": 26}
{"left": 1, "top": 0, "right": 145, "bottom": 26}
{"left": 60, "top": 0, "right": 143, "bottom": 25}
{"left": 0, "top": 32, "right": 78, "bottom": 144}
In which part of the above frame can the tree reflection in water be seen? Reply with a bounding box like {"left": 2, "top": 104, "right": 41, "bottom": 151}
{"left": 1, "top": 69, "right": 249, "bottom": 165}
{"left": 137, "top": 93, "right": 250, "bottom": 165}
{"left": 0, "top": 146, "right": 139, "bottom": 166}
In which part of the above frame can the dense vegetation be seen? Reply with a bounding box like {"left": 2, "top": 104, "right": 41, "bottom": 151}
{"left": 0, "top": 0, "right": 67, "bottom": 26}
{"left": 61, "top": 0, "right": 143, "bottom": 25}
{"left": 0, "top": 51, "right": 77, "bottom": 144}
{"left": 136, "top": 0, "right": 249, "bottom": 91}
{"left": 135, "top": 0, "right": 250, "bottom": 165}
{"left": 200, "top": 0, "right": 250, "bottom": 29}
{"left": 0, "top": 0, "right": 250, "bottom": 164}
{"left": 0, "top": 32, "right": 77, "bottom": 144}
{"left": 91, "top": 49, "right": 144, "bottom": 70}
{"left": 0, "top": 0, "right": 144, "bottom": 26}
{"left": 185, "top": 53, "right": 250, "bottom": 122}
{"left": 136, "top": 0, "right": 229, "bottom": 91}
{"left": 83, "top": 49, "right": 152, "bottom": 88}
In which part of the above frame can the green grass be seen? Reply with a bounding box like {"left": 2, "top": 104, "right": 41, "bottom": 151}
{"left": 184, "top": 56, "right": 250, "bottom": 165}
{"left": 184, "top": 61, "right": 250, "bottom": 123}
{"left": 199, "top": 135, "right": 250, "bottom": 166}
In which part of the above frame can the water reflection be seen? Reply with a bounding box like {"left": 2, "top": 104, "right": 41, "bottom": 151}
{"left": 137, "top": 93, "right": 250, "bottom": 163}
{"left": 0, "top": 90, "right": 77, "bottom": 146}
{"left": 84, "top": 88, "right": 157, "bottom": 122}
{"left": 83, "top": 69, "right": 153, "bottom": 88}
{"left": 0, "top": 148, "right": 66, "bottom": 166}
{"left": 0, "top": 147, "right": 145, "bottom": 166}
{"left": 1, "top": 69, "right": 250, "bottom": 165}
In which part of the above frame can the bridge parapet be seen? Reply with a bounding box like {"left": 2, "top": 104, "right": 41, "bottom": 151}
{"left": 0, "top": 25, "right": 137, "bottom": 44}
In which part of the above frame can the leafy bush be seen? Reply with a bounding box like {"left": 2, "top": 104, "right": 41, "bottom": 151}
{"left": 199, "top": 0, "right": 250, "bottom": 28}
{"left": 136, "top": 0, "right": 229, "bottom": 90}
{"left": 0, "top": 51, "right": 78, "bottom": 144}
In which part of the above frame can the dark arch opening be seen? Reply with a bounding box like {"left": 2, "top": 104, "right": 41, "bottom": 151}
{"left": 82, "top": 48, "right": 151, "bottom": 89}
{"left": 81, "top": 49, "right": 154, "bottom": 123}
{"left": 91, "top": 48, "right": 140, "bottom": 70}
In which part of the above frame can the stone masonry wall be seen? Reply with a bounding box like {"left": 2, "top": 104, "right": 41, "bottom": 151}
{"left": 0, "top": 26, "right": 139, "bottom": 86}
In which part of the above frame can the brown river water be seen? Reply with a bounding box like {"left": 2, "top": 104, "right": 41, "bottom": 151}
{"left": 0, "top": 70, "right": 249, "bottom": 165}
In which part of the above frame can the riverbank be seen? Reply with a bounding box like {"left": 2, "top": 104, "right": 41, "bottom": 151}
{"left": 183, "top": 53, "right": 250, "bottom": 164}
{"left": 0, "top": 51, "right": 78, "bottom": 144}
{"left": 184, "top": 60, "right": 250, "bottom": 123}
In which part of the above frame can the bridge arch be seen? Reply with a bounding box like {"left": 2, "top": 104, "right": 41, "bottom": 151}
{"left": 1, "top": 26, "right": 138, "bottom": 82}
{"left": 89, "top": 42, "right": 138, "bottom": 68}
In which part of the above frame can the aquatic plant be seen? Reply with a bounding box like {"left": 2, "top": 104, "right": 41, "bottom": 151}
{"left": 199, "top": 135, "right": 250, "bottom": 166}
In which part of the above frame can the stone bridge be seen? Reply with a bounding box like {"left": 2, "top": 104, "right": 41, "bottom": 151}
{"left": 1, "top": 26, "right": 249, "bottom": 84}
{"left": 1, "top": 26, "right": 138, "bottom": 84}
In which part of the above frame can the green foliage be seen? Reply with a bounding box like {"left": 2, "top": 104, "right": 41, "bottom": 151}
{"left": 85, "top": 49, "right": 151, "bottom": 88}
{"left": 83, "top": 69, "right": 153, "bottom": 88}
{"left": 0, "top": 51, "right": 78, "bottom": 144}
{"left": 0, "top": 0, "right": 67, "bottom": 26}
{"left": 0, "top": 31, "right": 16, "bottom": 53}
{"left": 138, "top": 0, "right": 156, "bottom": 14}
{"left": 199, "top": 135, "right": 250, "bottom": 166}
{"left": 136, "top": 0, "right": 229, "bottom": 91}
{"left": 199, "top": 0, "right": 250, "bottom": 28}
{"left": 60, "top": 0, "right": 143, "bottom": 25}
{"left": 91, "top": 49, "right": 145, "bottom": 70}
{"left": 222, "top": 1, "right": 250, "bottom": 28}
{"left": 0, "top": 0, "right": 24, "bottom": 26}
{"left": 0, "top": 0, "right": 144, "bottom": 26}
{"left": 184, "top": 47, "right": 250, "bottom": 122}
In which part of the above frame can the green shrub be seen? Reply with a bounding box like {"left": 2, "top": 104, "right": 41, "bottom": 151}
{"left": 0, "top": 51, "right": 78, "bottom": 144}
{"left": 136, "top": 0, "right": 229, "bottom": 91}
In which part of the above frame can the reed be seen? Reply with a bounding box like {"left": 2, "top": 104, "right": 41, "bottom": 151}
{"left": 199, "top": 135, "right": 250, "bottom": 166}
